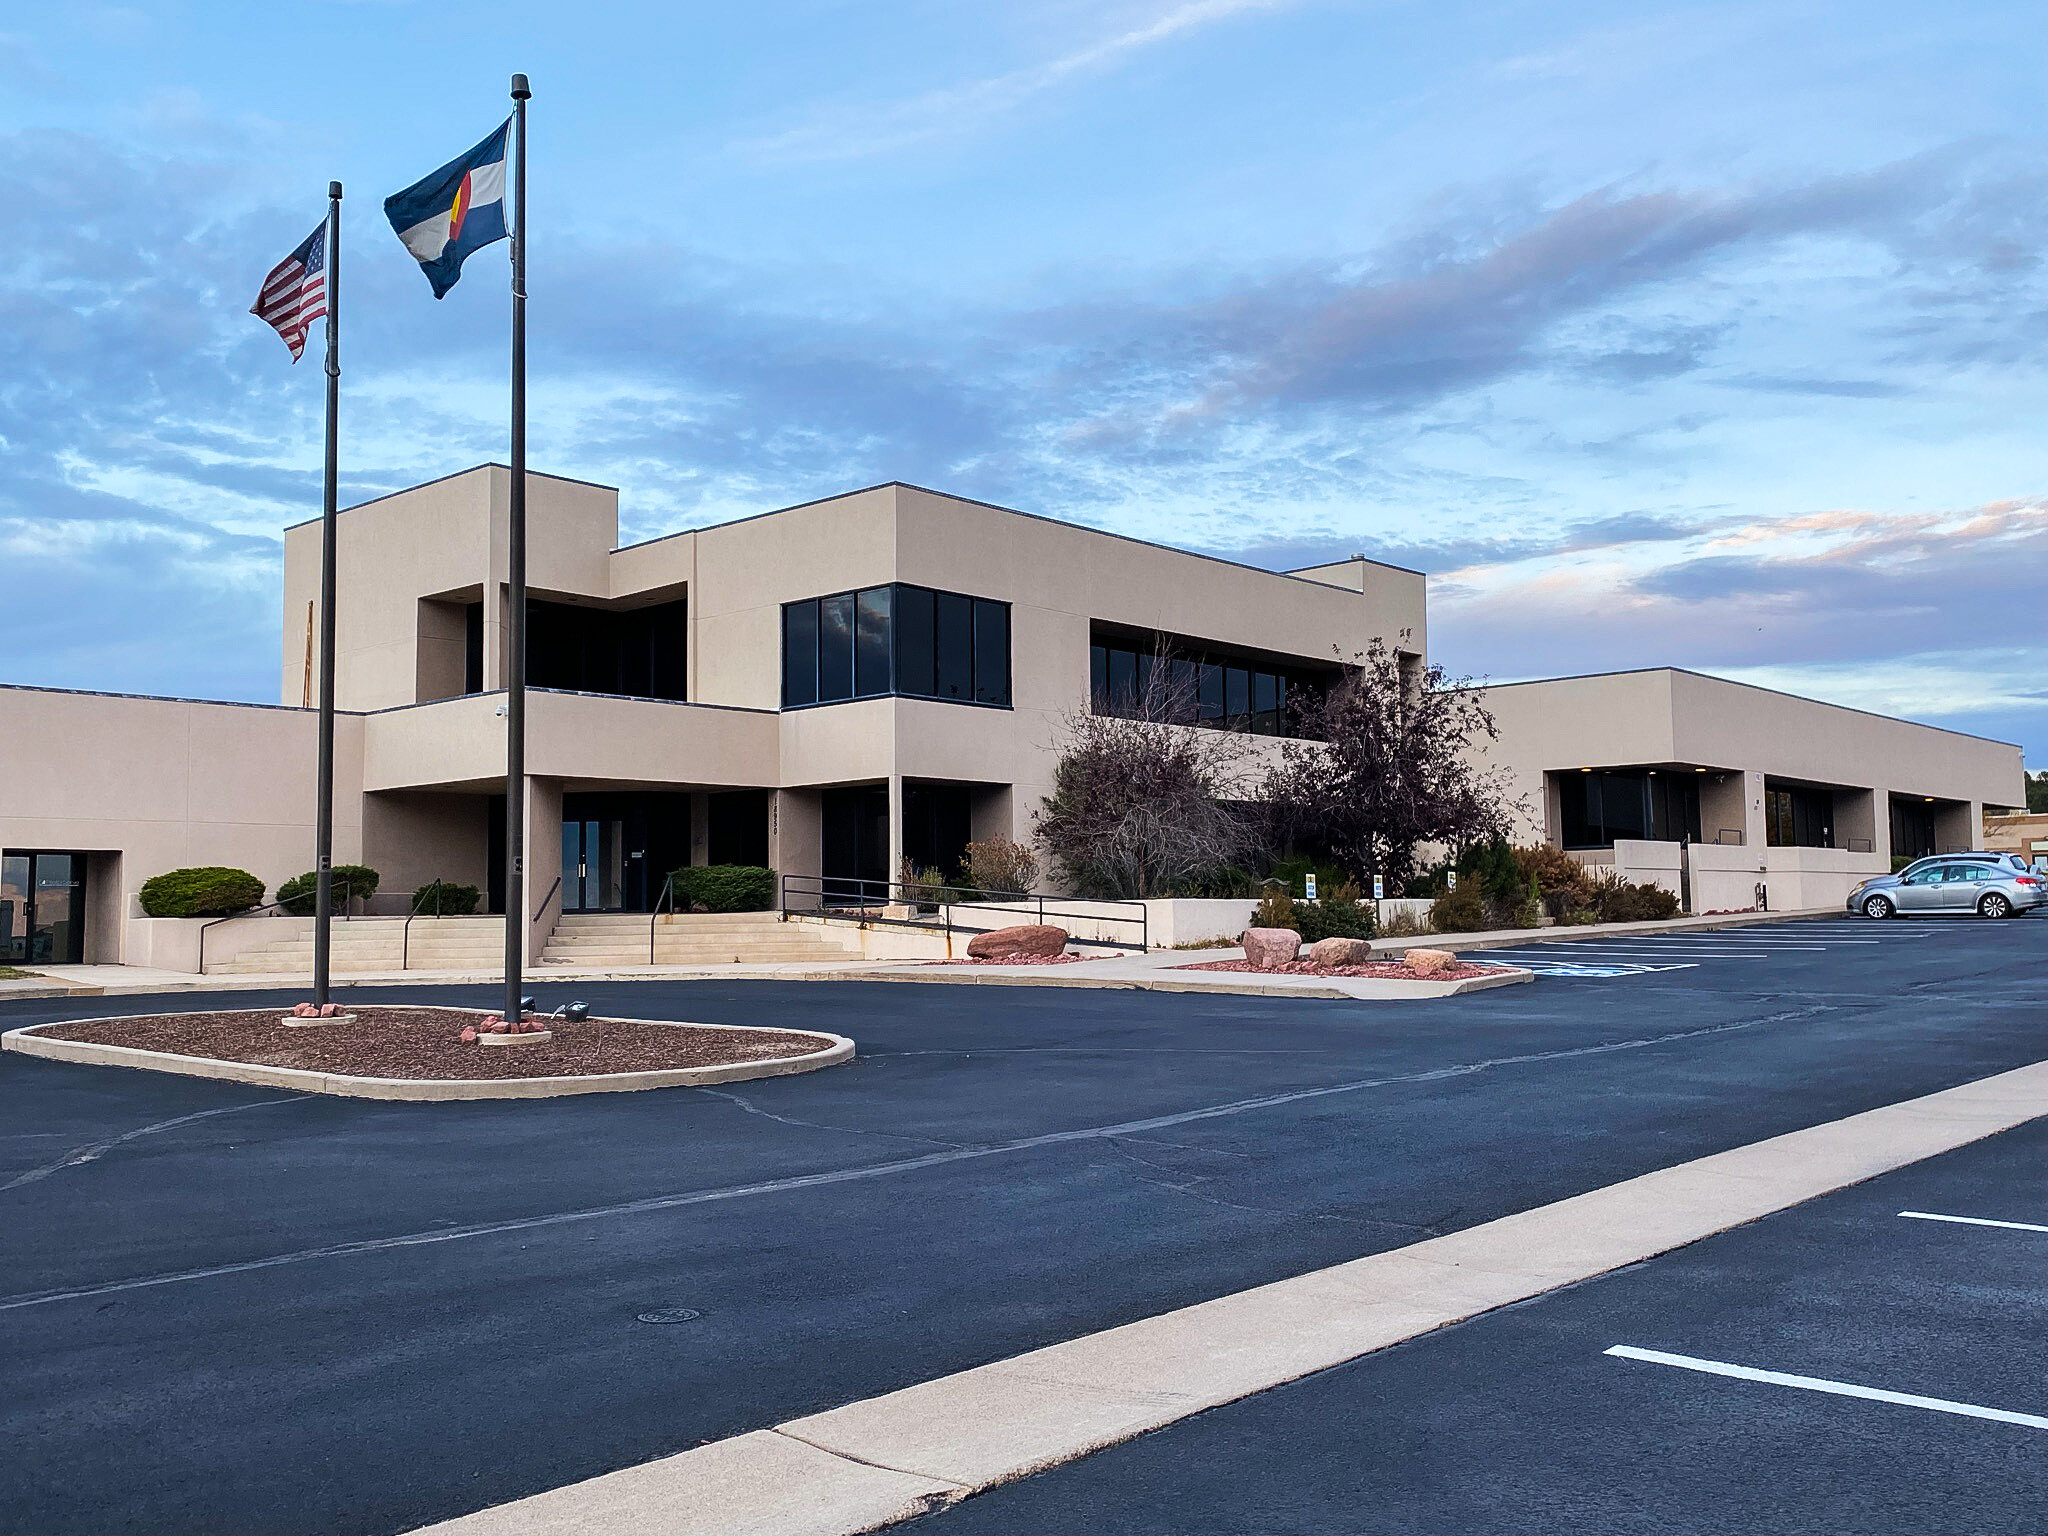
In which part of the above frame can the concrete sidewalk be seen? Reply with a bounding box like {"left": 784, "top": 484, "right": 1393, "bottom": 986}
{"left": 410, "top": 1054, "right": 2048, "bottom": 1536}
{"left": 0, "top": 908, "right": 1838, "bottom": 1003}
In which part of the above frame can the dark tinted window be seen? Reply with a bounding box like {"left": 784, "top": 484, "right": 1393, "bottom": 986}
{"left": 935, "top": 592, "right": 973, "bottom": 700}
{"left": 896, "top": 586, "right": 936, "bottom": 697}
{"left": 1224, "top": 667, "right": 1249, "bottom": 728}
{"left": 973, "top": 599, "right": 1010, "bottom": 705}
{"left": 818, "top": 593, "right": 855, "bottom": 701}
{"left": 783, "top": 602, "right": 818, "bottom": 705}
{"left": 526, "top": 596, "right": 686, "bottom": 702}
{"left": 784, "top": 583, "right": 1010, "bottom": 710}
{"left": 855, "top": 586, "right": 893, "bottom": 697}
{"left": 1197, "top": 663, "right": 1224, "bottom": 722}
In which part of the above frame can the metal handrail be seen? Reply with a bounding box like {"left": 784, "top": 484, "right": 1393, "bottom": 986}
{"left": 532, "top": 875, "right": 562, "bottom": 925}
{"left": 648, "top": 872, "right": 676, "bottom": 963}
{"left": 777, "top": 873, "right": 1149, "bottom": 952}
{"left": 196, "top": 899, "right": 292, "bottom": 975}
{"left": 400, "top": 882, "right": 453, "bottom": 971}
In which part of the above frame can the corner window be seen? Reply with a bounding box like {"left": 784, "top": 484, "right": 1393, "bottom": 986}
{"left": 782, "top": 583, "right": 1011, "bottom": 709}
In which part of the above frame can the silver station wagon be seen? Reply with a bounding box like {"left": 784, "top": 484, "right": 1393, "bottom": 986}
{"left": 1850, "top": 855, "right": 2045, "bottom": 920}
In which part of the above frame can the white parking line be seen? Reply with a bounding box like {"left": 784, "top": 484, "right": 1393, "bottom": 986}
{"left": 1604, "top": 1346, "right": 2048, "bottom": 1430}
{"left": 1898, "top": 1211, "right": 2048, "bottom": 1235}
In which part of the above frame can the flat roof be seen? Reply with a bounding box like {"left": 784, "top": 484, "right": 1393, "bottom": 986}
{"left": 613, "top": 479, "right": 1426, "bottom": 586}
{"left": 0, "top": 682, "right": 313, "bottom": 714}
{"left": 1480, "top": 666, "right": 2022, "bottom": 750}
{"left": 284, "top": 463, "right": 622, "bottom": 532}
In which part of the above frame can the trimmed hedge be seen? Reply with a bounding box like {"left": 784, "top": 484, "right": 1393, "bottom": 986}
{"left": 411, "top": 880, "right": 481, "bottom": 916}
{"left": 138, "top": 867, "right": 266, "bottom": 919}
{"left": 276, "top": 864, "right": 381, "bottom": 916}
{"left": 666, "top": 865, "right": 777, "bottom": 913}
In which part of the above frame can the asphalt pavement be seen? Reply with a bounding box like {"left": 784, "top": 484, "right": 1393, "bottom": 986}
{"left": 916, "top": 1114, "right": 2048, "bottom": 1535}
{"left": 1, "top": 914, "right": 2043, "bottom": 1535}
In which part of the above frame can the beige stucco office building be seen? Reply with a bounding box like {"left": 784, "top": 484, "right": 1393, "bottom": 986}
{"left": 0, "top": 466, "right": 2026, "bottom": 967}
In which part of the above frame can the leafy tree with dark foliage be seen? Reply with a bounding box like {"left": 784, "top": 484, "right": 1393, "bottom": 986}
{"left": 1264, "top": 636, "right": 1519, "bottom": 891}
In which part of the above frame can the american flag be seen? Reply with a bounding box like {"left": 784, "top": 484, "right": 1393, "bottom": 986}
{"left": 250, "top": 218, "right": 329, "bottom": 362}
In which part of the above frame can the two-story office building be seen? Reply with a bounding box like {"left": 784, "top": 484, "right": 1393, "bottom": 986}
{"left": 0, "top": 465, "right": 2026, "bottom": 967}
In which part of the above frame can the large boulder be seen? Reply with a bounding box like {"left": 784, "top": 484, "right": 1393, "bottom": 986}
{"left": 1241, "top": 927, "right": 1301, "bottom": 969}
{"left": 1307, "top": 936, "right": 1373, "bottom": 968}
{"left": 1402, "top": 947, "right": 1457, "bottom": 975}
{"left": 967, "top": 924, "right": 1069, "bottom": 960}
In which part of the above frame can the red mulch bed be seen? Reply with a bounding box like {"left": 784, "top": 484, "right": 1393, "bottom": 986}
{"left": 29, "top": 1006, "right": 837, "bottom": 1081}
{"left": 937, "top": 953, "right": 1103, "bottom": 966}
{"left": 1178, "top": 959, "right": 1515, "bottom": 980}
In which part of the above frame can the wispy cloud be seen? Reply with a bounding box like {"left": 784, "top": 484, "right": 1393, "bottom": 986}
{"left": 739, "top": 0, "right": 1298, "bottom": 163}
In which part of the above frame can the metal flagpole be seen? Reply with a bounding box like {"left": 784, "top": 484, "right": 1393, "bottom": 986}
{"left": 313, "top": 180, "right": 342, "bottom": 1008}
{"left": 503, "top": 75, "right": 530, "bottom": 1024}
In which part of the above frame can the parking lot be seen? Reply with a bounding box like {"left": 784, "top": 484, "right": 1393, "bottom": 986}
{"left": 920, "top": 1115, "right": 2048, "bottom": 1534}
{"left": 1459, "top": 916, "right": 1948, "bottom": 978}
{"left": 0, "top": 912, "right": 2043, "bottom": 1534}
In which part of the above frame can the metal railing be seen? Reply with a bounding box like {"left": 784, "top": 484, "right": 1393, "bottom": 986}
{"left": 648, "top": 872, "right": 676, "bottom": 963}
{"left": 197, "top": 899, "right": 292, "bottom": 975}
{"left": 778, "top": 874, "right": 1149, "bottom": 952}
{"left": 400, "top": 882, "right": 484, "bottom": 970}
{"left": 1714, "top": 828, "right": 1745, "bottom": 845}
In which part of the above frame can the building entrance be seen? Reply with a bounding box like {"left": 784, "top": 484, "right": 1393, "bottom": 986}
{"left": 561, "top": 819, "right": 627, "bottom": 912}
{"left": 1, "top": 851, "right": 87, "bottom": 965}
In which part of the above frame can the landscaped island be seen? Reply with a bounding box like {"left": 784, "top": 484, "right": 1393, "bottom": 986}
{"left": 5, "top": 1006, "right": 850, "bottom": 1098}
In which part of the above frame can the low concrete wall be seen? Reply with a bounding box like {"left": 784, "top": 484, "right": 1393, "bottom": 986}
{"left": 123, "top": 914, "right": 313, "bottom": 973}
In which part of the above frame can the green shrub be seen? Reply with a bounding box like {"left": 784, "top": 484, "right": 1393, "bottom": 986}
{"left": 1590, "top": 870, "right": 1680, "bottom": 922}
{"left": 668, "top": 864, "right": 777, "bottom": 913}
{"left": 276, "top": 864, "right": 381, "bottom": 915}
{"left": 1428, "top": 882, "right": 1488, "bottom": 933}
{"left": 411, "top": 880, "right": 481, "bottom": 916}
{"left": 1168, "top": 864, "right": 1261, "bottom": 898}
{"left": 138, "top": 867, "right": 265, "bottom": 919}
{"left": 1294, "top": 878, "right": 1376, "bottom": 941}
{"left": 1249, "top": 883, "right": 1298, "bottom": 931}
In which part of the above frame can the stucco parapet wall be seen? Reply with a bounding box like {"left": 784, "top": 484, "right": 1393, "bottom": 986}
{"left": 1482, "top": 667, "right": 2022, "bottom": 804}
{"left": 2, "top": 1014, "right": 854, "bottom": 1101}
{"left": 362, "top": 689, "right": 780, "bottom": 792}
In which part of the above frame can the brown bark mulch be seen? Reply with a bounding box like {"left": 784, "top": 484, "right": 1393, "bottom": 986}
{"left": 31, "top": 1007, "right": 837, "bottom": 1081}
{"left": 1178, "top": 959, "right": 1513, "bottom": 980}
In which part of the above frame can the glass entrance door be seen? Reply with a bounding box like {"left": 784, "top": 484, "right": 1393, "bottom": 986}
{"left": 1, "top": 852, "right": 87, "bottom": 965}
{"left": 561, "top": 820, "right": 626, "bottom": 912}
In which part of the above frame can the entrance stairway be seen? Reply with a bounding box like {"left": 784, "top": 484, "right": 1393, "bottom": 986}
{"left": 211, "top": 917, "right": 506, "bottom": 975}
{"left": 540, "top": 911, "right": 868, "bottom": 967}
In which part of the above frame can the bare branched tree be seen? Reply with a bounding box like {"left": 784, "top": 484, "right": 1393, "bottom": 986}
{"left": 1035, "top": 644, "right": 1262, "bottom": 899}
{"left": 1264, "top": 635, "right": 1520, "bottom": 890}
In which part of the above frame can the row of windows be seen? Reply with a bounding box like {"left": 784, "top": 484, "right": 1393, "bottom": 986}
{"left": 1088, "top": 642, "right": 1325, "bottom": 737}
{"left": 1765, "top": 784, "right": 1834, "bottom": 849}
{"left": 782, "top": 584, "right": 1011, "bottom": 708}
{"left": 1558, "top": 770, "right": 1702, "bottom": 849}
{"left": 462, "top": 597, "right": 689, "bottom": 703}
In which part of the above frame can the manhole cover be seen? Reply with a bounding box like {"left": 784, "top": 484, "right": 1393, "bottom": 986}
{"left": 636, "top": 1306, "right": 702, "bottom": 1325}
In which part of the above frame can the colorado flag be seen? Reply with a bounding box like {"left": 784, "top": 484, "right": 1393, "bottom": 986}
{"left": 384, "top": 121, "right": 510, "bottom": 298}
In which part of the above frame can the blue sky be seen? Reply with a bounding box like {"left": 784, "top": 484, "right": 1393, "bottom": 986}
{"left": 4, "top": 1, "right": 2045, "bottom": 768}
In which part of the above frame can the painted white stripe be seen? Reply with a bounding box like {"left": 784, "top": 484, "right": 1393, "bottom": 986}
{"left": 1605, "top": 1346, "right": 2048, "bottom": 1430}
{"left": 1898, "top": 1210, "right": 2048, "bottom": 1235}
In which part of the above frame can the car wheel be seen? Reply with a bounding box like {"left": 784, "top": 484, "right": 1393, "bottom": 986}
{"left": 1979, "top": 893, "right": 2013, "bottom": 919}
{"left": 1862, "top": 894, "right": 1894, "bottom": 919}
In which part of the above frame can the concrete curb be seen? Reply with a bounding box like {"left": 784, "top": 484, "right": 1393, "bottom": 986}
{"left": 855, "top": 964, "right": 1534, "bottom": 999}
{"left": 0, "top": 1008, "right": 855, "bottom": 1101}
{"left": 406, "top": 1056, "right": 2048, "bottom": 1535}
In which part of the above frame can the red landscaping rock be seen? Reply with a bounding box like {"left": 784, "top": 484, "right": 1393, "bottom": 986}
{"left": 1403, "top": 947, "right": 1456, "bottom": 974}
{"left": 459, "top": 1026, "right": 478, "bottom": 1044}
{"left": 1241, "top": 927, "right": 1302, "bottom": 969}
{"left": 1307, "top": 936, "right": 1373, "bottom": 967}
{"left": 966, "top": 924, "right": 1069, "bottom": 960}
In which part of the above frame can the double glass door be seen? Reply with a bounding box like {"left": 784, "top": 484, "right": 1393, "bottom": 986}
{"left": 1, "top": 852, "right": 86, "bottom": 965}
{"left": 561, "top": 820, "right": 626, "bottom": 912}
